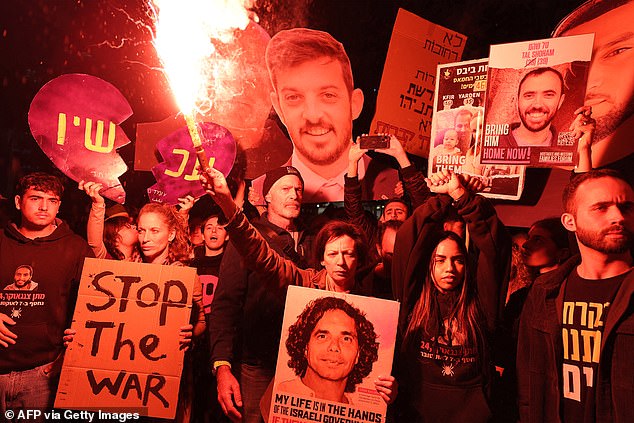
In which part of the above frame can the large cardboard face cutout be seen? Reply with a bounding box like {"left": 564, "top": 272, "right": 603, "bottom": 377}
{"left": 553, "top": 0, "right": 634, "bottom": 168}
{"left": 28, "top": 74, "right": 131, "bottom": 203}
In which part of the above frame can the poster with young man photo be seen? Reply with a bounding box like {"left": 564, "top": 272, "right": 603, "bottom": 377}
{"left": 268, "top": 286, "right": 398, "bottom": 423}
{"left": 482, "top": 34, "right": 594, "bottom": 168}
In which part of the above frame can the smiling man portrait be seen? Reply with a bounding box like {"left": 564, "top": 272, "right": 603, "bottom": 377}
{"left": 278, "top": 296, "right": 379, "bottom": 404}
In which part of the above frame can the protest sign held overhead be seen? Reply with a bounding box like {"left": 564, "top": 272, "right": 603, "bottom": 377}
{"left": 146, "top": 121, "right": 236, "bottom": 205}
{"left": 482, "top": 34, "right": 594, "bottom": 167}
{"left": 552, "top": 0, "right": 634, "bottom": 171}
{"left": 28, "top": 74, "right": 130, "bottom": 203}
{"left": 371, "top": 8, "right": 466, "bottom": 157}
{"left": 267, "top": 286, "right": 399, "bottom": 423}
{"left": 135, "top": 21, "right": 294, "bottom": 180}
{"left": 54, "top": 258, "right": 196, "bottom": 419}
{"left": 430, "top": 58, "right": 525, "bottom": 200}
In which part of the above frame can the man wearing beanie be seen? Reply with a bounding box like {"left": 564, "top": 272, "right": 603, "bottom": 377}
{"left": 209, "top": 166, "right": 314, "bottom": 423}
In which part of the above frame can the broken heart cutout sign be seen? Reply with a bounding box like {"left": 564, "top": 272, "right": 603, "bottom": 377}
{"left": 28, "top": 74, "right": 131, "bottom": 203}
{"left": 147, "top": 122, "right": 236, "bottom": 205}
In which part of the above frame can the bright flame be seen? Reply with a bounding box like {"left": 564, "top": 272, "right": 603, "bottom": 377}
{"left": 151, "top": 0, "right": 256, "bottom": 115}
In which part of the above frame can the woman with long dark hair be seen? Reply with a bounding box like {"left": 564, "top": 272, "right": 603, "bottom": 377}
{"left": 404, "top": 231, "right": 486, "bottom": 350}
{"left": 393, "top": 169, "right": 511, "bottom": 422}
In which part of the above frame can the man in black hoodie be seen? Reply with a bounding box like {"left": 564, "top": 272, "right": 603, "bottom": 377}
{"left": 0, "top": 172, "right": 93, "bottom": 420}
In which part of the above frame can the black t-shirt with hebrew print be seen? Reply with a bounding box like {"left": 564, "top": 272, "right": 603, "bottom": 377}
{"left": 561, "top": 268, "right": 627, "bottom": 423}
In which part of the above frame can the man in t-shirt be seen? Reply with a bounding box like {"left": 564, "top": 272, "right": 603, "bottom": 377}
{"left": 517, "top": 169, "right": 634, "bottom": 422}
{"left": 0, "top": 172, "right": 93, "bottom": 420}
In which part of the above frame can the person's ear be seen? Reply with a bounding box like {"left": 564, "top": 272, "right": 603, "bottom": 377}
{"left": 265, "top": 192, "right": 272, "bottom": 203}
{"left": 168, "top": 229, "right": 176, "bottom": 243}
{"left": 14, "top": 195, "right": 21, "bottom": 211}
{"left": 271, "top": 91, "right": 286, "bottom": 126}
{"left": 351, "top": 88, "right": 364, "bottom": 120}
{"left": 561, "top": 213, "right": 576, "bottom": 232}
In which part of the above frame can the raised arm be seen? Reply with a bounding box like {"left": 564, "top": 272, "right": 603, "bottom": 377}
{"left": 200, "top": 167, "right": 313, "bottom": 290}
{"left": 571, "top": 106, "right": 595, "bottom": 173}
{"left": 79, "top": 180, "right": 108, "bottom": 259}
{"left": 345, "top": 141, "right": 377, "bottom": 239}
{"left": 376, "top": 135, "right": 431, "bottom": 209}
{"left": 426, "top": 170, "right": 512, "bottom": 329}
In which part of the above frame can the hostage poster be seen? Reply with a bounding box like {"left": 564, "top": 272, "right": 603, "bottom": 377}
{"left": 267, "top": 286, "right": 399, "bottom": 423}
{"left": 54, "top": 258, "right": 196, "bottom": 419}
{"left": 429, "top": 58, "right": 525, "bottom": 200}
{"left": 481, "top": 33, "right": 594, "bottom": 167}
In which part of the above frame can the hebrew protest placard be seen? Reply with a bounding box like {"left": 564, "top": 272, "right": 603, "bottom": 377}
{"left": 370, "top": 8, "right": 466, "bottom": 157}
{"left": 28, "top": 74, "right": 131, "bottom": 203}
{"left": 430, "top": 58, "right": 525, "bottom": 200}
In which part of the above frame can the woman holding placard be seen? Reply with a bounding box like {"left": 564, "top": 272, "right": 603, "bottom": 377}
{"left": 394, "top": 169, "right": 511, "bottom": 423}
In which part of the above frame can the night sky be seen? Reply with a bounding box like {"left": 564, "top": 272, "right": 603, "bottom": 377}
{"left": 0, "top": 0, "right": 587, "bottom": 225}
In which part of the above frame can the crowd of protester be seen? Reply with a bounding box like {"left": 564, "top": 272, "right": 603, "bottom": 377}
{"left": 3, "top": 153, "right": 632, "bottom": 423}
{"left": 3, "top": 3, "right": 634, "bottom": 420}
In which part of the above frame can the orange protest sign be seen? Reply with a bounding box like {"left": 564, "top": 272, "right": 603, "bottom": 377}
{"left": 54, "top": 258, "right": 196, "bottom": 419}
{"left": 370, "top": 9, "right": 466, "bottom": 157}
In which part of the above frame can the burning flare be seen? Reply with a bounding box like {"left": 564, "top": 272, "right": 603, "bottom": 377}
{"left": 150, "top": 0, "right": 256, "bottom": 169}
{"left": 151, "top": 0, "right": 256, "bottom": 115}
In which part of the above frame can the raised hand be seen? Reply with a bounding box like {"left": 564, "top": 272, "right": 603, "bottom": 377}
{"left": 570, "top": 106, "right": 595, "bottom": 172}
{"left": 570, "top": 106, "right": 595, "bottom": 151}
{"left": 79, "top": 180, "right": 104, "bottom": 204}
{"left": 348, "top": 138, "right": 369, "bottom": 178}
{"left": 199, "top": 166, "right": 237, "bottom": 218}
{"left": 376, "top": 135, "right": 411, "bottom": 168}
{"left": 177, "top": 195, "right": 197, "bottom": 216}
{"left": 425, "top": 169, "right": 465, "bottom": 200}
